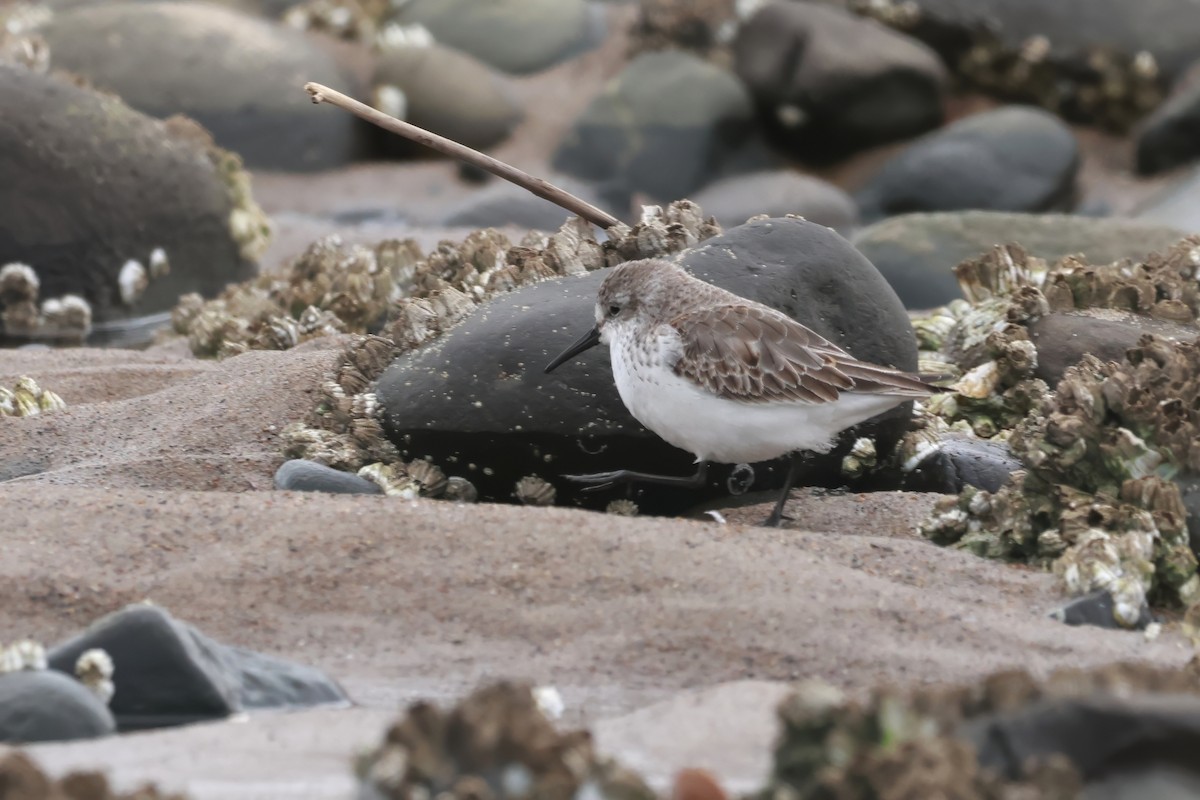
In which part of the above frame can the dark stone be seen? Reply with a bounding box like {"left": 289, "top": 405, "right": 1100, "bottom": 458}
{"left": 690, "top": 170, "right": 860, "bottom": 234}
{"left": 439, "top": 177, "right": 615, "bottom": 232}
{"left": 1048, "top": 588, "right": 1152, "bottom": 630}
{"left": 274, "top": 459, "right": 384, "bottom": 495}
{"left": 377, "top": 217, "right": 918, "bottom": 513}
{"left": 1028, "top": 311, "right": 1199, "bottom": 387}
{"left": 0, "top": 670, "right": 116, "bottom": 744}
{"left": 879, "top": 0, "right": 1200, "bottom": 86}
{"left": 734, "top": 1, "right": 946, "bottom": 160}
{"left": 41, "top": 2, "right": 363, "bottom": 172}
{"left": 1136, "top": 62, "right": 1200, "bottom": 175}
{"left": 902, "top": 435, "right": 1019, "bottom": 494}
{"left": 48, "top": 604, "right": 348, "bottom": 731}
{"left": 553, "top": 50, "right": 755, "bottom": 209}
{"left": 393, "top": 0, "right": 597, "bottom": 75}
{"left": 960, "top": 694, "right": 1200, "bottom": 782}
{"left": 1134, "top": 166, "right": 1200, "bottom": 231}
{"left": 854, "top": 107, "right": 1080, "bottom": 223}
{"left": 370, "top": 44, "right": 522, "bottom": 155}
{"left": 458, "top": 161, "right": 494, "bottom": 185}
{"left": 0, "top": 66, "right": 258, "bottom": 339}
{"left": 850, "top": 212, "right": 1191, "bottom": 309}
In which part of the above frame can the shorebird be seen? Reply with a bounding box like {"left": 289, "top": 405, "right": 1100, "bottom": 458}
{"left": 544, "top": 258, "right": 939, "bottom": 526}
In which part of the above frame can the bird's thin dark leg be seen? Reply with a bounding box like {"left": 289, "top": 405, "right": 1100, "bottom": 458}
{"left": 564, "top": 462, "right": 709, "bottom": 493}
{"left": 763, "top": 452, "right": 803, "bottom": 528}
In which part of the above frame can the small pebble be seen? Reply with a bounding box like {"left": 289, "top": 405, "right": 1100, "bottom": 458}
{"left": 273, "top": 459, "right": 384, "bottom": 495}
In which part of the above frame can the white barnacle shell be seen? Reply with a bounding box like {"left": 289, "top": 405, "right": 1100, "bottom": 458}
{"left": 358, "top": 462, "right": 419, "bottom": 499}
{"left": 75, "top": 648, "right": 115, "bottom": 704}
{"left": 376, "top": 21, "right": 434, "bottom": 50}
{"left": 351, "top": 391, "right": 381, "bottom": 420}
{"left": 118, "top": 259, "right": 148, "bottom": 306}
{"left": 606, "top": 499, "right": 639, "bottom": 517}
{"left": 841, "top": 437, "right": 877, "bottom": 478}
{"left": 533, "top": 685, "right": 564, "bottom": 720}
{"left": 12, "top": 376, "right": 42, "bottom": 416}
{"left": 1, "top": 639, "right": 47, "bottom": 672}
{"left": 149, "top": 247, "right": 170, "bottom": 278}
{"left": 0, "top": 261, "right": 39, "bottom": 301}
{"left": 406, "top": 458, "right": 447, "bottom": 498}
{"left": 953, "top": 360, "right": 1001, "bottom": 399}
{"left": 514, "top": 475, "right": 556, "bottom": 506}
{"left": 0, "top": 387, "right": 14, "bottom": 416}
{"left": 372, "top": 84, "right": 408, "bottom": 121}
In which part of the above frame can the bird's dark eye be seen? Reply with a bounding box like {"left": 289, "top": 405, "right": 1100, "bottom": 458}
{"left": 607, "top": 304, "right": 621, "bottom": 317}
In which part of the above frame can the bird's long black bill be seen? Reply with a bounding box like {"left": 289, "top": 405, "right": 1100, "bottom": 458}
{"left": 544, "top": 326, "right": 601, "bottom": 373}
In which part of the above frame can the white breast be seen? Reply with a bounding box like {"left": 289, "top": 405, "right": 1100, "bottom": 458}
{"left": 608, "top": 325, "right": 909, "bottom": 464}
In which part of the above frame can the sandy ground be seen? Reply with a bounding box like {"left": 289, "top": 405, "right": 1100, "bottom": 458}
{"left": 1, "top": 343, "right": 1193, "bottom": 797}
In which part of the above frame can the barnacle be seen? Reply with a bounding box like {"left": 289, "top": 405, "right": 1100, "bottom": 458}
{"left": 75, "top": 648, "right": 115, "bottom": 705}
{"left": 443, "top": 476, "right": 479, "bottom": 503}
{"left": 0, "top": 375, "right": 65, "bottom": 417}
{"left": 0, "top": 639, "right": 46, "bottom": 672}
{"left": 840, "top": 437, "right": 878, "bottom": 479}
{"left": 514, "top": 475, "right": 556, "bottom": 506}
{"left": 406, "top": 458, "right": 448, "bottom": 498}
{"left": 606, "top": 499, "right": 639, "bottom": 517}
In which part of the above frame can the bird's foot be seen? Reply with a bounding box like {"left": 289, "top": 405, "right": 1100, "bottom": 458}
{"left": 564, "top": 463, "right": 709, "bottom": 493}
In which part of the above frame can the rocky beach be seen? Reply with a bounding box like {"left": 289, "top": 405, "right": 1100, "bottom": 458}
{"left": 5, "top": 0, "right": 1200, "bottom": 797}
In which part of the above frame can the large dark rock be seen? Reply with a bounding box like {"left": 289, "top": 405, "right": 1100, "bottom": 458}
{"left": 0, "top": 670, "right": 116, "bottom": 744}
{"left": 0, "top": 65, "right": 261, "bottom": 344}
{"left": 734, "top": 1, "right": 946, "bottom": 160}
{"left": 1048, "top": 589, "right": 1152, "bottom": 630}
{"left": 48, "top": 604, "right": 348, "bottom": 731}
{"left": 854, "top": 107, "right": 1079, "bottom": 223}
{"left": 1136, "top": 62, "right": 1200, "bottom": 175}
{"left": 377, "top": 217, "right": 919, "bottom": 512}
{"left": 40, "top": 2, "right": 362, "bottom": 171}
{"left": 851, "top": 211, "right": 1192, "bottom": 309}
{"left": 370, "top": 43, "right": 523, "bottom": 154}
{"left": 902, "top": 435, "right": 1020, "bottom": 494}
{"left": 690, "top": 170, "right": 860, "bottom": 234}
{"left": 392, "top": 0, "right": 599, "bottom": 75}
{"left": 553, "top": 50, "right": 755, "bottom": 209}
{"left": 961, "top": 694, "right": 1200, "bottom": 783}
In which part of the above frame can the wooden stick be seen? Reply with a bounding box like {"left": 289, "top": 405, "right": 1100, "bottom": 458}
{"left": 305, "top": 82, "right": 622, "bottom": 231}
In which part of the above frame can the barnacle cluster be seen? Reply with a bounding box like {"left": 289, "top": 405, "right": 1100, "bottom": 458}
{"left": 0, "top": 751, "right": 189, "bottom": 800}
{"left": 763, "top": 658, "right": 1200, "bottom": 799}
{"left": 911, "top": 239, "right": 1200, "bottom": 626}
{"left": 0, "top": 375, "right": 66, "bottom": 417}
{"left": 847, "top": 0, "right": 1164, "bottom": 131}
{"left": 277, "top": 202, "right": 722, "bottom": 511}
{"left": 355, "top": 681, "right": 655, "bottom": 800}
{"left": 0, "top": 639, "right": 47, "bottom": 672}
{"left": 629, "top": 0, "right": 739, "bottom": 65}
{"left": 0, "top": 262, "right": 93, "bottom": 343}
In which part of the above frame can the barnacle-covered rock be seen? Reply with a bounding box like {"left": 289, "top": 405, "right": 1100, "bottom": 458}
{"left": 0, "top": 375, "right": 66, "bottom": 417}
{"left": 355, "top": 682, "right": 656, "bottom": 800}
{"left": 765, "top": 658, "right": 1200, "bottom": 799}
{"left": 846, "top": 0, "right": 1168, "bottom": 132}
{"left": 0, "top": 751, "right": 188, "bottom": 799}
{"left": 840, "top": 437, "right": 878, "bottom": 479}
{"left": 280, "top": 422, "right": 366, "bottom": 472}
{"left": 629, "top": 0, "right": 738, "bottom": 64}
{"left": 923, "top": 335, "right": 1200, "bottom": 625}
{"left": 406, "top": 458, "right": 448, "bottom": 498}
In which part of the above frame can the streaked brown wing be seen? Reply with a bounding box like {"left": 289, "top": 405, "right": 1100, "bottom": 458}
{"left": 669, "top": 304, "right": 931, "bottom": 404}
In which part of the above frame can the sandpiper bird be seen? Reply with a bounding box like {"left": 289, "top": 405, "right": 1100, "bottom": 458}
{"left": 544, "top": 258, "right": 939, "bottom": 526}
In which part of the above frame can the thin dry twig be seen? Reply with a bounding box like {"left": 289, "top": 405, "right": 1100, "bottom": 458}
{"left": 304, "top": 82, "right": 622, "bottom": 230}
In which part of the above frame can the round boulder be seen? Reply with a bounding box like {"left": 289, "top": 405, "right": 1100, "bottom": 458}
{"left": 0, "top": 65, "right": 262, "bottom": 344}
{"left": 376, "top": 217, "right": 918, "bottom": 512}
{"left": 690, "top": 170, "right": 860, "bottom": 233}
{"left": 553, "top": 50, "right": 755, "bottom": 209}
{"left": 40, "top": 1, "right": 362, "bottom": 171}
{"left": 392, "top": 0, "right": 598, "bottom": 75}
{"left": 0, "top": 670, "right": 116, "bottom": 744}
{"left": 854, "top": 107, "right": 1080, "bottom": 224}
{"left": 851, "top": 211, "right": 1191, "bottom": 309}
{"left": 734, "top": 0, "right": 946, "bottom": 159}
{"left": 371, "top": 43, "right": 522, "bottom": 154}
